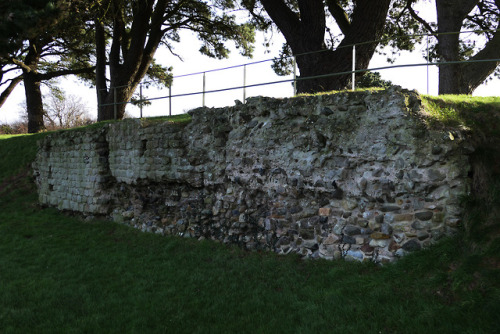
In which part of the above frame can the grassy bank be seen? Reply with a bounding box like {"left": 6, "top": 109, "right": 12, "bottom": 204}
{"left": 1, "top": 177, "right": 498, "bottom": 333}
{"left": 0, "top": 102, "right": 499, "bottom": 333}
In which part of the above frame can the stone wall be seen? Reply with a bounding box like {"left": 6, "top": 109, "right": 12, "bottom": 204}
{"left": 32, "top": 87, "right": 473, "bottom": 263}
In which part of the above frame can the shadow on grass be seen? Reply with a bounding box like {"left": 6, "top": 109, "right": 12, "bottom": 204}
{"left": 0, "top": 179, "right": 498, "bottom": 333}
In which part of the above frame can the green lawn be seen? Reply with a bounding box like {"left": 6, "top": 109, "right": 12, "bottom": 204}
{"left": 0, "top": 102, "right": 499, "bottom": 333}
{"left": 1, "top": 181, "right": 498, "bottom": 333}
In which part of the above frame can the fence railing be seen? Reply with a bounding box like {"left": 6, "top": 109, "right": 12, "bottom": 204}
{"left": 99, "top": 29, "right": 500, "bottom": 119}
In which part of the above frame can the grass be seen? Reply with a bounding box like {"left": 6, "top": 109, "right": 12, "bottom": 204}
{"left": 295, "top": 87, "right": 385, "bottom": 98}
{"left": 0, "top": 98, "right": 499, "bottom": 333}
{"left": 1, "top": 182, "right": 499, "bottom": 333}
{"left": 138, "top": 113, "right": 192, "bottom": 127}
{"left": 421, "top": 95, "right": 500, "bottom": 137}
{"left": 0, "top": 133, "right": 50, "bottom": 182}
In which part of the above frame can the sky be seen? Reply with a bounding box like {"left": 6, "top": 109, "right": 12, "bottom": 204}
{"left": 1, "top": 2, "right": 499, "bottom": 124}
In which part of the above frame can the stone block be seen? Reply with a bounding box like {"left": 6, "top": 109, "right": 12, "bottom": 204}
{"left": 394, "top": 213, "right": 414, "bottom": 222}
{"left": 318, "top": 207, "right": 331, "bottom": 216}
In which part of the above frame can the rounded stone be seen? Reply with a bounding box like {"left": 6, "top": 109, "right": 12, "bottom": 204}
{"left": 417, "top": 231, "right": 429, "bottom": 240}
{"left": 415, "top": 211, "right": 434, "bottom": 221}
{"left": 381, "top": 205, "right": 401, "bottom": 212}
{"left": 361, "top": 244, "right": 374, "bottom": 254}
{"left": 369, "top": 239, "right": 390, "bottom": 247}
{"left": 395, "top": 248, "right": 407, "bottom": 257}
{"left": 344, "top": 225, "right": 361, "bottom": 236}
{"left": 357, "top": 219, "right": 369, "bottom": 228}
{"left": 380, "top": 223, "right": 393, "bottom": 235}
{"left": 412, "top": 220, "right": 431, "bottom": 230}
{"left": 345, "top": 250, "right": 364, "bottom": 262}
{"left": 370, "top": 232, "right": 391, "bottom": 240}
{"left": 384, "top": 213, "right": 395, "bottom": 224}
{"left": 402, "top": 239, "right": 421, "bottom": 252}
{"left": 342, "top": 235, "right": 356, "bottom": 244}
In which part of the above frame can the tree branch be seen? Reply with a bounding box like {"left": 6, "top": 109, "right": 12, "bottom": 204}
{"left": 10, "top": 58, "right": 32, "bottom": 72}
{"left": 0, "top": 66, "right": 21, "bottom": 80}
{"left": 37, "top": 66, "right": 96, "bottom": 81}
{"left": 406, "top": 0, "right": 435, "bottom": 33}
{"left": 259, "top": 0, "right": 301, "bottom": 46}
{"left": 462, "top": 17, "right": 500, "bottom": 91}
{"left": 325, "top": 0, "right": 351, "bottom": 35}
{"left": 0, "top": 76, "right": 22, "bottom": 109}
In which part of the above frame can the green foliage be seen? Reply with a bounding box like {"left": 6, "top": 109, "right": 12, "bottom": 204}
{"left": 0, "top": 124, "right": 15, "bottom": 135}
{"left": 356, "top": 71, "right": 393, "bottom": 89}
{"left": 0, "top": 0, "right": 59, "bottom": 57}
{"left": 144, "top": 61, "right": 174, "bottom": 89}
{"left": 271, "top": 43, "right": 294, "bottom": 76}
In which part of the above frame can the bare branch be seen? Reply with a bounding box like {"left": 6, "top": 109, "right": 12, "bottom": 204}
{"left": 406, "top": 0, "right": 435, "bottom": 34}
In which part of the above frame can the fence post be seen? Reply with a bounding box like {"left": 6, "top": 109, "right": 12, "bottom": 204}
{"left": 97, "top": 88, "right": 101, "bottom": 117}
{"left": 426, "top": 35, "right": 430, "bottom": 95}
{"left": 113, "top": 86, "right": 117, "bottom": 120}
{"left": 293, "top": 56, "right": 297, "bottom": 96}
{"left": 243, "top": 64, "right": 247, "bottom": 103}
{"left": 139, "top": 83, "right": 143, "bottom": 118}
{"left": 352, "top": 45, "right": 356, "bottom": 91}
{"left": 202, "top": 72, "right": 206, "bottom": 107}
{"left": 169, "top": 85, "right": 172, "bottom": 116}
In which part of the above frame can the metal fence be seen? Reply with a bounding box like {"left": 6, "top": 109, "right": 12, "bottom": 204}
{"left": 99, "top": 29, "right": 500, "bottom": 119}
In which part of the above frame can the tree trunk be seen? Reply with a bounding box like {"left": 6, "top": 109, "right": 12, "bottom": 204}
{"left": 95, "top": 0, "right": 164, "bottom": 121}
{"left": 295, "top": 49, "right": 352, "bottom": 93}
{"left": 95, "top": 19, "right": 109, "bottom": 122}
{"left": 23, "top": 70, "right": 45, "bottom": 133}
{"left": 260, "top": 0, "right": 391, "bottom": 94}
{"left": 459, "top": 25, "right": 500, "bottom": 94}
{"left": 436, "top": 0, "right": 479, "bottom": 94}
{"left": 98, "top": 86, "right": 134, "bottom": 121}
{"left": 23, "top": 40, "right": 45, "bottom": 133}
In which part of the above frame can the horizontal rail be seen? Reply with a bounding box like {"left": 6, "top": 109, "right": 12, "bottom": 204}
{"left": 99, "top": 57, "right": 500, "bottom": 108}
{"left": 99, "top": 29, "right": 500, "bottom": 115}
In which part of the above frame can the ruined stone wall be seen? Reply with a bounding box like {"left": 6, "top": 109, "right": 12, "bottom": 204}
{"left": 33, "top": 127, "right": 111, "bottom": 214}
{"left": 33, "top": 87, "right": 473, "bottom": 263}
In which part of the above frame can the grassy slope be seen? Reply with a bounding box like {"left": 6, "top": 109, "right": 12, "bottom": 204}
{"left": 0, "top": 107, "right": 499, "bottom": 333}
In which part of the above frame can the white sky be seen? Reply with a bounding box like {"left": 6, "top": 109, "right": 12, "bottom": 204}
{"left": 1, "top": 2, "right": 499, "bottom": 123}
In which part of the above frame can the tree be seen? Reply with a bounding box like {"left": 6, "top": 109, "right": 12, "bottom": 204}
{"left": 94, "top": 0, "right": 256, "bottom": 121}
{"left": 356, "top": 71, "right": 393, "bottom": 89}
{"left": 407, "top": 0, "right": 500, "bottom": 94}
{"left": 242, "top": 0, "right": 409, "bottom": 93}
{"left": 43, "top": 85, "right": 94, "bottom": 129}
{"left": 1, "top": 0, "right": 96, "bottom": 133}
{"left": 0, "top": 0, "right": 58, "bottom": 110}
{"left": 0, "top": 0, "right": 59, "bottom": 57}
